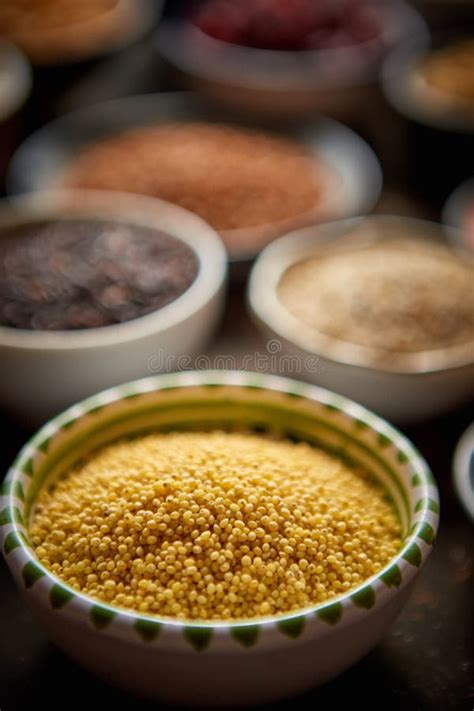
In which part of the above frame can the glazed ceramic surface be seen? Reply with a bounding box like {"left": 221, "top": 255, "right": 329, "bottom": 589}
{"left": 1, "top": 371, "right": 439, "bottom": 705}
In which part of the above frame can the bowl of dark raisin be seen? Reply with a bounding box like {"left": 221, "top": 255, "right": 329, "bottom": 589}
{"left": 0, "top": 190, "right": 227, "bottom": 424}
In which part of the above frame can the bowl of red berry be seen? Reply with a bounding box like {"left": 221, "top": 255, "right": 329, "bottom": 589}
{"left": 157, "top": 0, "right": 428, "bottom": 119}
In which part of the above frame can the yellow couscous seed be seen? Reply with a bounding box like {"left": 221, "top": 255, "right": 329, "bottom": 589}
{"left": 30, "top": 432, "right": 401, "bottom": 621}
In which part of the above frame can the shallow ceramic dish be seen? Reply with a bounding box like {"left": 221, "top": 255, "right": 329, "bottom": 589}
{"left": 453, "top": 423, "right": 474, "bottom": 522}
{"left": 6, "top": 92, "right": 382, "bottom": 265}
{"left": 0, "top": 191, "right": 227, "bottom": 424}
{"left": 248, "top": 215, "right": 474, "bottom": 423}
{"left": 0, "top": 370, "right": 439, "bottom": 706}
{"left": 157, "top": 0, "right": 427, "bottom": 120}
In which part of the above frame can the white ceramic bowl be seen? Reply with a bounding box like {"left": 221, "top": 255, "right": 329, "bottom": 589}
{"left": 382, "top": 38, "right": 474, "bottom": 135}
{"left": 0, "top": 191, "right": 227, "bottom": 424}
{"left": 0, "top": 41, "right": 31, "bottom": 179}
{"left": 0, "top": 41, "right": 31, "bottom": 124}
{"left": 0, "top": 370, "right": 439, "bottom": 706}
{"left": 157, "top": 0, "right": 427, "bottom": 120}
{"left": 1, "top": 0, "right": 163, "bottom": 67}
{"left": 453, "top": 423, "right": 474, "bottom": 522}
{"left": 443, "top": 178, "right": 474, "bottom": 251}
{"left": 248, "top": 215, "right": 474, "bottom": 423}
{"left": 6, "top": 92, "right": 382, "bottom": 264}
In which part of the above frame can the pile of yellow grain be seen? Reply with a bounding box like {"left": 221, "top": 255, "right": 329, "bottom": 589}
{"left": 30, "top": 432, "right": 401, "bottom": 620}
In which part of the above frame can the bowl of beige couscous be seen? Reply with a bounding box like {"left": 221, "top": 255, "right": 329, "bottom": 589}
{"left": 249, "top": 215, "right": 474, "bottom": 422}
{"left": 1, "top": 371, "right": 438, "bottom": 705}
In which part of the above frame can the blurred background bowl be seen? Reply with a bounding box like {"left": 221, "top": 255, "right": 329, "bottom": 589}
{"left": 443, "top": 178, "right": 474, "bottom": 252}
{"left": 0, "top": 41, "right": 31, "bottom": 183}
{"left": 0, "top": 0, "right": 163, "bottom": 68}
{"left": 156, "top": 0, "right": 428, "bottom": 123}
{"left": 0, "top": 190, "right": 227, "bottom": 425}
{"left": 0, "top": 0, "right": 164, "bottom": 131}
{"left": 6, "top": 92, "right": 383, "bottom": 268}
{"left": 453, "top": 423, "right": 474, "bottom": 522}
{"left": 248, "top": 215, "right": 474, "bottom": 423}
{"left": 382, "top": 35, "right": 474, "bottom": 204}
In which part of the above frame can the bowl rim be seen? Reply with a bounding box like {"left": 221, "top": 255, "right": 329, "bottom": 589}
{"left": 0, "top": 189, "right": 227, "bottom": 350}
{"left": 5, "top": 91, "right": 383, "bottom": 264}
{"left": 11, "top": 0, "right": 164, "bottom": 68}
{"left": 382, "top": 38, "right": 474, "bottom": 134}
{"left": 248, "top": 214, "right": 474, "bottom": 375}
{"left": 442, "top": 178, "right": 474, "bottom": 247}
{"left": 452, "top": 422, "right": 474, "bottom": 521}
{"left": 1, "top": 370, "right": 439, "bottom": 634}
{"left": 0, "top": 41, "right": 32, "bottom": 123}
{"left": 157, "top": 0, "right": 428, "bottom": 91}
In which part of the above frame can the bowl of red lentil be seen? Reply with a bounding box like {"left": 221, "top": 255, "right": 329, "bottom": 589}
{"left": 249, "top": 215, "right": 474, "bottom": 423}
{"left": 0, "top": 190, "right": 227, "bottom": 424}
{"left": 1, "top": 370, "right": 439, "bottom": 705}
{"left": 6, "top": 92, "right": 383, "bottom": 264}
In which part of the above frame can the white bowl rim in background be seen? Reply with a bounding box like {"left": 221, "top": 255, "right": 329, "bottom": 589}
{"left": 453, "top": 423, "right": 474, "bottom": 522}
{"left": 382, "top": 38, "right": 474, "bottom": 135}
{"left": 0, "top": 41, "right": 32, "bottom": 123}
{"left": 8, "top": 0, "right": 164, "bottom": 68}
{"left": 5, "top": 92, "right": 383, "bottom": 263}
{"left": 442, "top": 178, "right": 474, "bottom": 248}
{"left": 248, "top": 214, "right": 474, "bottom": 375}
{"left": 157, "top": 0, "right": 428, "bottom": 92}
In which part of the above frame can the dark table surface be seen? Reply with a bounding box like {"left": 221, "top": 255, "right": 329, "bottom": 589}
{"left": 1, "top": 19, "right": 474, "bottom": 711}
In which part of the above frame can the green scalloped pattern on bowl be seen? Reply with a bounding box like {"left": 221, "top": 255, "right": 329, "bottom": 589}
{"left": 0, "top": 371, "right": 439, "bottom": 650}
